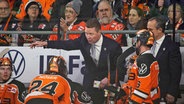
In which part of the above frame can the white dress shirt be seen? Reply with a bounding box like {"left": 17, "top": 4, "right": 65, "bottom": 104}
{"left": 152, "top": 35, "right": 165, "bottom": 57}
{"left": 90, "top": 35, "right": 103, "bottom": 64}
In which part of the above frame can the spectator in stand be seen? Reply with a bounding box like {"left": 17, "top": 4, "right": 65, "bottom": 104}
{"left": 147, "top": 16, "right": 182, "bottom": 104}
{"left": 93, "top": 0, "right": 123, "bottom": 18}
{"left": 96, "top": 0, "right": 126, "bottom": 46}
{"left": 125, "top": 7, "right": 147, "bottom": 46}
{"left": 165, "top": 3, "right": 184, "bottom": 30}
{"left": 15, "top": 0, "right": 55, "bottom": 21}
{"left": 30, "top": 18, "right": 122, "bottom": 104}
{"left": 18, "top": 1, "right": 51, "bottom": 45}
{"left": 49, "top": 0, "right": 85, "bottom": 40}
{"left": 165, "top": 3, "right": 184, "bottom": 45}
{"left": 0, "top": 0, "right": 20, "bottom": 46}
{"left": 148, "top": 0, "right": 168, "bottom": 19}
{"left": 0, "top": 57, "right": 27, "bottom": 104}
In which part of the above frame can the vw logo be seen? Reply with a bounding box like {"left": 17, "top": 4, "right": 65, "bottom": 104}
{"left": 4, "top": 49, "right": 25, "bottom": 79}
{"left": 139, "top": 63, "right": 147, "bottom": 75}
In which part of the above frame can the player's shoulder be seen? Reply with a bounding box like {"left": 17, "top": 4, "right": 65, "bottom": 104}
{"left": 10, "top": 79, "right": 24, "bottom": 85}
{"left": 9, "top": 79, "right": 26, "bottom": 89}
{"left": 137, "top": 54, "right": 155, "bottom": 65}
{"left": 70, "top": 81, "right": 83, "bottom": 90}
{"left": 33, "top": 74, "right": 68, "bottom": 83}
{"left": 70, "top": 81, "right": 93, "bottom": 103}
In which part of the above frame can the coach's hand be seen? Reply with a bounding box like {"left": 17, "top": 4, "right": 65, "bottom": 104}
{"left": 30, "top": 41, "right": 48, "bottom": 48}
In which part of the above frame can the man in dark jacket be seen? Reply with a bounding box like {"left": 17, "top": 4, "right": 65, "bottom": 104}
{"left": 30, "top": 18, "right": 122, "bottom": 104}
{"left": 147, "top": 16, "right": 182, "bottom": 103}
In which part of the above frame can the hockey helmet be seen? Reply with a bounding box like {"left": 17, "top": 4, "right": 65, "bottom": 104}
{"left": 136, "top": 29, "right": 154, "bottom": 47}
{"left": 0, "top": 57, "right": 12, "bottom": 70}
{"left": 48, "top": 56, "right": 67, "bottom": 76}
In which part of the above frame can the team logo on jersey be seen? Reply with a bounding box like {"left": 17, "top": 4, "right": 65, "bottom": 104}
{"left": 4, "top": 49, "right": 25, "bottom": 79}
{"left": 8, "top": 86, "right": 17, "bottom": 93}
{"left": 78, "top": 26, "right": 84, "bottom": 31}
{"left": 138, "top": 63, "right": 147, "bottom": 75}
{"left": 38, "top": 24, "right": 46, "bottom": 30}
{"left": 81, "top": 91, "right": 91, "bottom": 102}
{"left": 115, "top": 24, "right": 123, "bottom": 30}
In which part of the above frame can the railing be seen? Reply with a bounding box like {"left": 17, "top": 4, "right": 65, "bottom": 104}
{"left": 1, "top": 30, "right": 184, "bottom": 34}
{"left": 1, "top": 30, "right": 184, "bottom": 46}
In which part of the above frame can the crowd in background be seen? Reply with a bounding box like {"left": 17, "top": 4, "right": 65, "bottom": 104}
{"left": 0, "top": 0, "right": 184, "bottom": 46}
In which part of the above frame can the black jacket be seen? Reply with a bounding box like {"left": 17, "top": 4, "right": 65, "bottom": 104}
{"left": 47, "top": 33, "right": 122, "bottom": 103}
{"left": 155, "top": 35, "right": 182, "bottom": 99}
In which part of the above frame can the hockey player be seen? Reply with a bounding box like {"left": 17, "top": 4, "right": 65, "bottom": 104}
{"left": 105, "top": 29, "right": 160, "bottom": 104}
{"left": 24, "top": 56, "right": 71, "bottom": 104}
{"left": 0, "top": 57, "right": 26, "bottom": 104}
{"left": 24, "top": 56, "right": 92, "bottom": 104}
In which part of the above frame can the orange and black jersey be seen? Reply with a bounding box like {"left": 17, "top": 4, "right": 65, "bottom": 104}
{"left": 0, "top": 79, "right": 26, "bottom": 104}
{"left": 130, "top": 51, "right": 160, "bottom": 103}
{"left": 24, "top": 74, "right": 71, "bottom": 104}
{"left": 49, "top": 20, "right": 86, "bottom": 41}
{"left": 121, "top": 51, "right": 160, "bottom": 104}
{"left": 66, "top": 21, "right": 86, "bottom": 40}
{"left": 101, "top": 19, "right": 126, "bottom": 46}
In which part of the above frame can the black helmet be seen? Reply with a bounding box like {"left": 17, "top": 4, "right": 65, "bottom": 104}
{"left": 47, "top": 56, "right": 67, "bottom": 77}
{"left": 136, "top": 29, "right": 154, "bottom": 47}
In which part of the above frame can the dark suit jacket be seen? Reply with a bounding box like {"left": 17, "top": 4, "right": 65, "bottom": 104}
{"left": 155, "top": 35, "right": 182, "bottom": 99}
{"left": 47, "top": 33, "right": 122, "bottom": 103}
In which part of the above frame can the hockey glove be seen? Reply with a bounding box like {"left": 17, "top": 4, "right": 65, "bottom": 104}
{"left": 104, "top": 86, "right": 126, "bottom": 100}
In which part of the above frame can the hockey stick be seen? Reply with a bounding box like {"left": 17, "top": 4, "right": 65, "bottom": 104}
{"left": 107, "top": 53, "right": 111, "bottom": 104}
{"left": 0, "top": 48, "right": 9, "bottom": 58}
{"left": 116, "top": 46, "right": 135, "bottom": 81}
